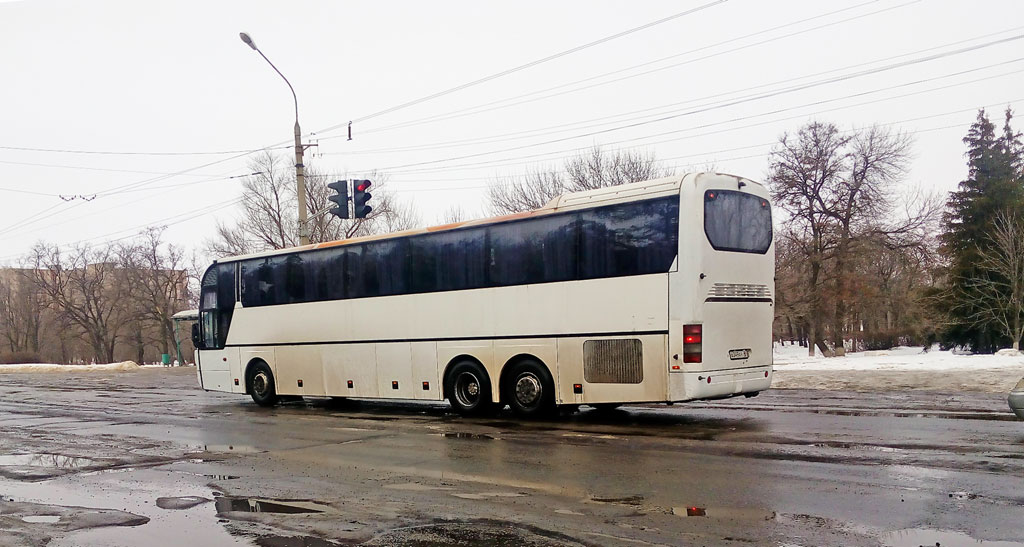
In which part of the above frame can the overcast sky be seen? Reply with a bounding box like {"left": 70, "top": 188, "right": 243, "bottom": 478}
{"left": 2, "top": 0, "right": 1022, "bottom": 263}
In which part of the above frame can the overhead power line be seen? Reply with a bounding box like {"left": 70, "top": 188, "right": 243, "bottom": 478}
{"left": 312, "top": 0, "right": 728, "bottom": 135}
{"left": 363, "top": 38, "right": 1024, "bottom": 173}
{"left": 371, "top": 65, "right": 1024, "bottom": 178}
{"left": 331, "top": 24, "right": 1024, "bottom": 157}
{"left": 0, "top": 158, "right": 230, "bottom": 178}
{"left": 344, "top": 0, "right": 914, "bottom": 138}
{"left": 0, "top": 145, "right": 288, "bottom": 156}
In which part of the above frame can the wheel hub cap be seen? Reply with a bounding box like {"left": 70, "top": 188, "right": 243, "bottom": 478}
{"left": 516, "top": 375, "right": 541, "bottom": 405}
{"left": 455, "top": 372, "right": 481, "bottom": 407}
{"left": 253, "top": 373, "right": 268, "bottom": 395}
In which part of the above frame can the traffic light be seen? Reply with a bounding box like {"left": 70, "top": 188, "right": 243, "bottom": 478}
{"left": 327, "top": 180, "right": 349, "bottom": 219}
{"left": 352, "top": 179, "right": 372, "bottom": 218}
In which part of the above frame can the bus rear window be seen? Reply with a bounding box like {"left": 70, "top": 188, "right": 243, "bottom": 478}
{"left": 704, "top": 190, "right": 772, "bottom": 254}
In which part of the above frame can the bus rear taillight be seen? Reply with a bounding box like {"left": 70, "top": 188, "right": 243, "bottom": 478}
{"left": 683, "top": 324, "right": 702, "bottom": 363}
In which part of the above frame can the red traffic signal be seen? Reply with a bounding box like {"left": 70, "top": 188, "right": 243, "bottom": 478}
{"left": 352, "top": 179, "right": 373, "bottom": 218}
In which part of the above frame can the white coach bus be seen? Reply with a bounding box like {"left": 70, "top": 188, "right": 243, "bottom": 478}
{"left": 191, "top": 173, "right": 774, "bottom": 418}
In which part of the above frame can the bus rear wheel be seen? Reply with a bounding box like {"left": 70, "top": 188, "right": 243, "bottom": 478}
{"left": 247, "top": 361, "right": 279, "bottom": 407}
{"left": 504, "top": 360, "right": 555, "bottom": 418}
{"left": 445, "top": 360, "right": 496, "bottom": 416}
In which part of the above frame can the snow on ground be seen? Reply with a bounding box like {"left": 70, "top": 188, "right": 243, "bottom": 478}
{"left": 0, "top": 361, "right": 140, "bottom": 373}
{"left": 771, "top": 344, "right": 1024, "bottom": 393}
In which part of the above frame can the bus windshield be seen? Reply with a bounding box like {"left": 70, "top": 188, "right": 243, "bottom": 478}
{"left": 703, "top": 189, "right": 772, "bottom": 254}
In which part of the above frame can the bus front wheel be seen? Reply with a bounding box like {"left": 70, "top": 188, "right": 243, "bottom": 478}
{"left": 445, "top": 360, "right": 496, "bottom": 416}
{"left": 504, "top": 360, "right": 555, "bottom": 418}
{"left": 247, "top": 361, "right": 279, "bottom": 407}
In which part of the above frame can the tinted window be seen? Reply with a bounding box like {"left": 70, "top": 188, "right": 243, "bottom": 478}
{"left": 236, "top": 197, "right": 680, "bottom": 307}
{"left": 240, "top": 257, "right": 281, "bottom": 307}
{"left": 408, "top": 228, "right": 487, "bottom": 293}
{"left": 704, "top": 190, "right": 772, "bottom": 254}
{"left": 580, "top": 197, "right": 679, "bottom": 279}
{"left": 200, "top": 263, "right": 236, "bottom": 348}
{"left": 215, "top": 263, "right": 235, "bottom": 310}
{"left": 487, "top": 214, "right": 577, "bottom": 287}
{"left": 346, "top": 240, "right": 408, "bottom": 298}
{"left": 309, "top": 247, "right": 345, "bottom": 301}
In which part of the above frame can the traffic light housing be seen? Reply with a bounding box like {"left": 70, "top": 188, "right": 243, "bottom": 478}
{"left": 327, "top": 180, "right": 350, "bottom": 219}
{"left": 352, "top": 179, "right": 372, "bottom": 218}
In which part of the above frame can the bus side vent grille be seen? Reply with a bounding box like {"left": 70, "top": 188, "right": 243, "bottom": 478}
{"left": 583, "top": 339, "right": 643, "bottom": 384}
{"left": 708, "top": 283, "right": 771, "bottom": 299}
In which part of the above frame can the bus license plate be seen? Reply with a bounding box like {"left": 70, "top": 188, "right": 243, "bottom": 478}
{"left": 728, "top": 349, "right": 750, "bottom": 360}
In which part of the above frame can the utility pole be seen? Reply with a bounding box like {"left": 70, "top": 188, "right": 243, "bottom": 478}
{"left": 239, "top": 32, "right": 310, "bottom": 246}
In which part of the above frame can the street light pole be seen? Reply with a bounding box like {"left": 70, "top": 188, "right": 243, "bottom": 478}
{"left": 239, "top": 32, "right": 310, "bottom": 246}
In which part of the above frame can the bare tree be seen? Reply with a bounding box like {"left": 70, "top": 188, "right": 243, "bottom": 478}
{"left": 565, "top": 146, "right": 665, "bottom": 190}
{"left": 24, "top": 244, "right": 131, "bottom": 363}
{"left": 0, "top": 270, "right": 42, "bottom": 354}
{"left": 487, "top": 146, "right": 671, "bottom": 215}
{"left": 768, "top": 122, "right": 935, "bottom": 356}
{"left": 487, "top": 168, "right": 565, "bottom": 216}
{"left": 119, "top": 228, "right": 190, "bottom": 359}
{"left": 438, "top": 205, "right": 478, "bottom": 225}
{"left": 206, "top": 151, "right": 420, "bottom": 256}
{"left": 960, "top": 210, "right": 1024, "bottom": 350}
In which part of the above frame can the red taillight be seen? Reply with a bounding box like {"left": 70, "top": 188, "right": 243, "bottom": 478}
{"left": 683, "top": 324, "right": 702, "bottom": 364}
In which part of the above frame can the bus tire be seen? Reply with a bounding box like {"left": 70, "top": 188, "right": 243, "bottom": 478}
{"left": 445, "top": 360, "right": 495, "bottom": 416}
{"left": 504, "top": 359, "right": 555, "bottom": 418}
{"left": 247, "top": 361, "right": 279, "bottom": 407}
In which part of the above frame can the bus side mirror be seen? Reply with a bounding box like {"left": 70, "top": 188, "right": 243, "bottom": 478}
{"left": 191, "top": 323, "right": 202, "bottom": 349}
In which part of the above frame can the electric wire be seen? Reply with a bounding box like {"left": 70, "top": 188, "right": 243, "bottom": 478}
{"left": 330, "top": 23, "right": 1024, "bottom": 157}
{"left": 0, "top": 145, "right": 288, "bottom": 156}
{"left": 340, "top": 0, "right": 917, "bottom": 138}
{"left": 360, "top": 42, "right": 1024, "bottom": 173}
{"left": 0, "top": 158, "right": 231, "bottom": 178}
{"left": 373, "top": 68, "right": 1024, "bottom": 178}
{"left": 312, "top": 0, "right": 729, "bottom": 134}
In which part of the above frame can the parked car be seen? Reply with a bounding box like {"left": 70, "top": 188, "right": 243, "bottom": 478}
{"left": 1010, "top": 377, "right": 1024, "bottom": 420}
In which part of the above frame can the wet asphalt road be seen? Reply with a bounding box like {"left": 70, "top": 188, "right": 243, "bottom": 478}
{"left": 0, "top": 368, "right": 1022, "bottom": 547}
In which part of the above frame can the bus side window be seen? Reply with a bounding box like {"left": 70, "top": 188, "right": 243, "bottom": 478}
{"left": 580, "top": 198, "right": 678, "bottom": 279}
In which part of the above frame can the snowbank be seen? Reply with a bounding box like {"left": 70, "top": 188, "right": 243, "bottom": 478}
{"left": 0, "top": 361, "right": 141, "bottom": 374}
{"left": 773, "top": 344, "right": 1024, "bottom": 371}
{"left": 771, "top": 345, "right": 1024, "bottom": 393}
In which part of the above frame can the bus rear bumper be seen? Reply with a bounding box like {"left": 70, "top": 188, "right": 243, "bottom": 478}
{"left": 670, "top": 366, "right": 772, "bottom": 402}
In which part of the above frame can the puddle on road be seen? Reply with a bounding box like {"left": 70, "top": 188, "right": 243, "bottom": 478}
{"left": 881, "top": 528, "right": 1024, "bottom": 546}
{"left": 156, "top": 496, "right": 210, "bottom": 510}
{"left": 0, "top": 454, "right": 96, "bottom": 468}
{"left": 215, "top": 497, "right": 332, "bottom": 515}
{"left": 199, "top": 445, "right": 262, "bottom": 454}
{"left": 21, "top": 515, "right": 61, "bottom": 523}
{"left": 441, "top": 432, "right": 494, "bottom": 440}
{"left": 671, "top": 506, "right": 775, "bottom": 520}
{"left": 255, "top": 535, "right": 340, "bottom": 547}
{"left": 363, "top": 521, "right": 586, "bottom": 547}
{"left": 590, "top": 495, "right": 644, "bottom": 506}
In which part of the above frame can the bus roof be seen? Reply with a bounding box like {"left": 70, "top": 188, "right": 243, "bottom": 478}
{"left": 215, "top": 172, "right": 761, "bottom": 264}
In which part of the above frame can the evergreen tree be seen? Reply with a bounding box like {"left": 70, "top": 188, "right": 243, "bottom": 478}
{"left": 939, "top": 108, "right": 1024, "bottom": 351}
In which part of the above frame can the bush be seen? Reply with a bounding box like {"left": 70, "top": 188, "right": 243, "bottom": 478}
{"left": 0, "top": 351, "right": 42, "bottom": 364}
{"left": 860, "top": 330, "right": 908, "bottom": 351}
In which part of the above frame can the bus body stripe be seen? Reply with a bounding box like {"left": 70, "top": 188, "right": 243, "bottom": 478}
{"left": 223, "top": 330, "right": 670, "bottom": 348}
{"left": 704, "top": 297, "right": 773, "bottom": 303}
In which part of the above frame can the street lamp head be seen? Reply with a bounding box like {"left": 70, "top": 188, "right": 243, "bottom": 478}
{"left": 239, "top": 32, "right": 258, "bottom": 51}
